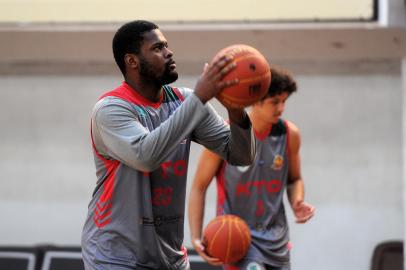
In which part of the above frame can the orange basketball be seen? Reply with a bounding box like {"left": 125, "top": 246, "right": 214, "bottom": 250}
{"left": 202, "top": 214, "right": 251, "bottom": 264}
{"left": 212, "top": 44, "right": 271, "bottom": 109}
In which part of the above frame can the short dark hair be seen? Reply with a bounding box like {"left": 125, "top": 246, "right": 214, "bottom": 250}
{"left": 266, "top": 65, "right": 297, "bottom": 97}
{"left": 112, "top": 20, "right": 159, "bottom": 76}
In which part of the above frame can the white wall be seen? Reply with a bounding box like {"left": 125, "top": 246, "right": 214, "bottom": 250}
{"left": 285, "top": 75, "right": 403, "bottom": 270}
{"left": 0, "top": 71, "right": 402, "bottom": 269}
{"left": 0, "top": 75, "right": 115, "bottom": 245}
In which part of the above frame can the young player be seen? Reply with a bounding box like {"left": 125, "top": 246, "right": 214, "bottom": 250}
{"left": 188, "top": 66, "right": 315, "bottom": 270}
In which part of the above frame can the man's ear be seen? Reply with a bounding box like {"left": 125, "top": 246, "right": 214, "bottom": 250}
{"left": 124, "top": 54, "right": 138, "bottom": 70}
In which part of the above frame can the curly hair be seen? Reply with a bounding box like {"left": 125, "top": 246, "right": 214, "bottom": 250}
{"left": 266, "top": 65, "right": 297, "bottom": 97}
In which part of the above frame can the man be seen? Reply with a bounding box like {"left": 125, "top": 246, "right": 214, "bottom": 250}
{"left": 81, "top": 20, "right": 255, "bottom": 270}
{"left": 188, "top": 66, "right": 315, "bottom": 270}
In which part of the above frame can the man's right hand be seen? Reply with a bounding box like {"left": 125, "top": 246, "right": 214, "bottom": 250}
{"left": 192, "top": 238, "right": 223, "bottom": 266}
{"left": 193, "top": 55, "right": 239, "bottom": 104}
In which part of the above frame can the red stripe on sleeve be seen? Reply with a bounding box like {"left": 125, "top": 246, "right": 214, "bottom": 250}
{"left": 216, "top": 162, "right": 227, "bottom": 216}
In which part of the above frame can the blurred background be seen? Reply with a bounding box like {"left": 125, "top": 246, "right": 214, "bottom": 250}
{"left": 0, "top": 0, "right": 405, "bottom": 269}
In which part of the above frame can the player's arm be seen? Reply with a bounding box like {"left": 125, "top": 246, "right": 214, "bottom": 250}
{"left": 286, "top": 121, "right": 315, "bottom": 223}
{"left": 188, "top": 149, "right": 223, "bottom": 266}
{"left": 93, "top": 94, "right": 218, "bottom": 171}
{"left": 191, "top": 102, "right": 255, "bottom": 167}
{"left": 227, "top": 107, "right": 250, "bottom": 129}
{"left": 93, "top": 56, "right": 243, "bottom": 172}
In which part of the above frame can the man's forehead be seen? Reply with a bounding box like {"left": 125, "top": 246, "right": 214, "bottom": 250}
{"left": 142, "top": 29, "right": 167, "bottom": 44}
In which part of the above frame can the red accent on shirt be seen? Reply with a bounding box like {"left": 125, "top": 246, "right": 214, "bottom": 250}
{"left": 93, "top": 215, "right": 112, "bottom": 228}
{"left": 216, "top": 162, "right": 227, "bottom": 216}
{"left": 94, "top": 205, "right": 112, "bottom": 220}
{"left": 99, "top": 160, "right": 119, "bottom": 203}
{"left": 90, "top": 121, "right": 119, "bottom": 228}
{"left": 93, "top": 158, "right": 119, "bottom": 228}
{"left": 172, "top": 87, "right": 185, "bottom": 102}
{"left": 100, "top": 81, "right": 164, "bottom": 108}
{"left": 255, "top": 199, "right": 265, "bottom": 217}
{"left": 254, "top": 125, "right": 272, "bottom": 141}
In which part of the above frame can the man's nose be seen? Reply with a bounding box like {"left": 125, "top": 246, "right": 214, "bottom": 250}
{"left": 165, "top": 48, "right": 173, "bottom": 58}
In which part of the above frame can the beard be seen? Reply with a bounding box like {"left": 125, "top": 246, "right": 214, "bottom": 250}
{"left": 138, "top": 56, "right": 178, "bottom": 86}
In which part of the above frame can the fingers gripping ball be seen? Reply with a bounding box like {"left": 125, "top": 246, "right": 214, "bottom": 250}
{"left": 213, "top": 44, "right": 271, "bottom": 109}
{"left": 203, "top": 215, "right": 251, "bottom": 264}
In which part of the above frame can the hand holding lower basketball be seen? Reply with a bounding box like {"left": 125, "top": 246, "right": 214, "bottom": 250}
{"left": 192, "top": 239, "right": 223, "bottom": 266}
{"left": 203, "top": 215, "right": 251, "bottom": 264}
{"left": 194, "top": 55, "right": 239, "bottom": 104}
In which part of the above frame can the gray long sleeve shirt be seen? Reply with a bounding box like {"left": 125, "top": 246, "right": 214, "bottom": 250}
{"left": 81, "top": 82, "right": 255, "bottom": 270}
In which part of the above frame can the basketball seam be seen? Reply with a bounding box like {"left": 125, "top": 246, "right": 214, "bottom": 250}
{"left": 219, "top": 72, "right": 271, "bottom": 104}
{"left": 234, "top": 218, "right": 245, "bottom": 252}
{"left": 220, "top": 94, "right": 266, "bottom": 104}
{"left": 208, "top": 218, "right": 225, "bottom": 257}
{"left": 220, "top": 95, "right": 264, "bottom": 103}
{"left": 237, "top": 72, "right": 271, "bottom": 85}
{"left": 225, "top": 215, "right": 232, "bottom": 263}
{"left": 233, "top": 54, "right": 265, "bottom": 65}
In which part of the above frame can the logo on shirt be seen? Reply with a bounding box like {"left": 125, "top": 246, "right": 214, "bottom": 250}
{"left": 246, "top": 262, "right": 261, "bottom": 270}
{"left": 236, "top": 179, "right": 282, "bottom": 197}
{"left": 271, "top": 154, "right": 284, "bottom": 170}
